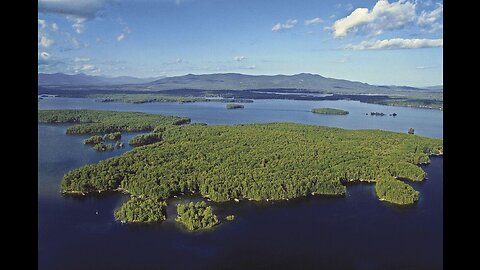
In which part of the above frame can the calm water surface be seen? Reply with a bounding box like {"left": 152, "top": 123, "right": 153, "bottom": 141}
{"left": 39, "top": 97, "right": 442, "bottom": 138}
{"left": 38, "top": 98, "right": 443, "bottom": 269}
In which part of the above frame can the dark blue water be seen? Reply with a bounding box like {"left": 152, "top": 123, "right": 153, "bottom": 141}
{"left": 38, "top": 99, "right": 443, "bottom": 269}
{"left": 38, "top": 97, "right": 443, "bottom": 138}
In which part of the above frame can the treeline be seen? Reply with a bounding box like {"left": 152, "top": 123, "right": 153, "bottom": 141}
{"left": 93, "top": 93, "right": 254, "bottom": 104}
{"left": 61, "top": 122, "right": 442, "bottom": 205}
{"left": 176, "top": 201, "right": 219, "bottom": 231}
{"left": 114, "top": 196, "right": 167, "bottom": 223}
{"left": 38, "top": 109, "right": 191, "bottom": 134}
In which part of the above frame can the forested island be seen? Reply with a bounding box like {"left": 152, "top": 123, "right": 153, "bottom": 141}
{"left": 226, "top": 103, "right": 245, "bottom": 109}
{"left": 38, "top": 110, "right": 442, "bottom": 224}
{"left": 311, "top": 108, "right": 349, "bottom": 115}
{"left": 104, "top": 132, "right": 122, "bottom": 140}
{"left": 176, "top": 201, "right": 220, "bottom": 231}
{"left": 93, "top": 143, "right": 114, "bottom": 152}
{"left": 84, "top": 135, "right": 104, "bottom": 145}
{"left": 38, "top": 109, "right": 191, "bottom": 134}
{"left": 114, "top": 197, "right": 167, "bottom": 223}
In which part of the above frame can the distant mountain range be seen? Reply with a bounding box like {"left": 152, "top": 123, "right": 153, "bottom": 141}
{"left": 38, "top": 72, "right": 441, "bottom": 93}
{"left": 38, "top": 73, "right": 165, "bottom": 86}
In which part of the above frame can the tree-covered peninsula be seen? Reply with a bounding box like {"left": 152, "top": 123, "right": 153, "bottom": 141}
{"left": 176, "top": 201, "right": 219, "bottom": 231}
{"left": 60, "top": 122, "right": 442, "bottom": 208}
{"left": 129, "top": 133, "right": 163, "bottom": 147}
{"left": 311, "top": 108, "right": 349, "bottom": 115}
{"left": 38, "top": 109, "right": 191, "bottom": 134}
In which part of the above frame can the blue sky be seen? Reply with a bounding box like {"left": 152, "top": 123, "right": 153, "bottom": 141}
{"left": 38, "top": 0, "right": 443, "bottom": 87}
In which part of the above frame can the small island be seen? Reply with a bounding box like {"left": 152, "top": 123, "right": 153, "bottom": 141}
{"left": 84, "top": 135, "right": 104, "bottom": 145}
{"left": 114, "top": 197, "right": 167, "bottom": 223}
{"left": 176, "top": 201, "right": 220, "bottom": 231}
{"left": 311, "top": 108, "right": 349, "bottom": 115}
{"left": 225, "top": 215, "right": 235, "bottom": 221}
{"left": 104, "top": 132, "right": 122, "bottom": 140}
{"left": 93, "top": 143, "right": 114, "bottom": 151}
{"left": 226, "top": 103, "right": 244, "bottom": 109}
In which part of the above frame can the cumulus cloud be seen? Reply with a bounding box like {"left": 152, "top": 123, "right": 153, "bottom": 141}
{"left": 38, "top": 0, "right": 112, "bottom": 33}
{"left": 332, "top": 0, "right": 417, "bottom": 38}
{"left": 418, "top": 3, "right": 443, "bottom": 32}
{"left": 39, "top": 35, "right": 54, "bottom": 48}
{"left": 116, "top": 33, "right": 125, "bottom": 42}
{"left": 304, "top": 17, "right": 323, "bottom": 26}
{"left": 234, "top": 56, "right": 246, "bottom": 61}
{"left": 272, "top": 19, "right": 297, "bottom": 32}
{"left": 345, "top": 38, "right": 443, "bottom": 50}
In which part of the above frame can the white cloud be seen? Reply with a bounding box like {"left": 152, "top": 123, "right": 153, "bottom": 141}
{"left": 234, "top": 56, "right": 246, "bottom": 61}
{"left": 116, "top": 33, "right": 125, "bottom": 42}
{"left": 40, "top": 52, "right": 50, "bottom": 60}
{"left": 272, "top": 19, "right": 297, "bottom": 32}
{"left": 51, "top": 23, "right": 59, "bottom": 31}
{"left": 345, "top": 38, "right": 443, "bottom": 50}
{"left": 38, "top": 19, "right": 47, "bottom": 29}
{"left": 175, "top": 58, "right": 183, "bottom": 63}
{"left": 39, "top": 0, "right": 112, "bottom": 34}
{"left": 304, "top": 17, "right": 323, "bottom": 26}
{"left": 246, "top": 65, "right": 256, "bottom": 69}
{"left": 332, "top": 0, "right": 417, "bottom": 38}
{"left": 418, "top": 4, "right": 443, "bottom": 32}
{"left": 67, "top": 15, "right": 87, "bottom": 33}
{"left": 74, "top": 57, "right": 91, "bottom": 62}
{"left": 416, "top": 65, "right": 435, "bottom": 69}
{"left": 77, "top": 63, "right": 101, "bottom": 73}
{"left": 81, "top": 64, "right": 95, "bottom": 71}
{"left": 39, "top": 35, "right": 54, "bottom": 48}
{"left": 38, "top": 0, "right": 111, "bottom": 19}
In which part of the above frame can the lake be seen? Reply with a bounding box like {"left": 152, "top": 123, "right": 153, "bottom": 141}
{"left": 38, "top": 98, "right": 443, "bottom": 269}
{"left": 39, "top": 97, "right": 443, "bottom": 138}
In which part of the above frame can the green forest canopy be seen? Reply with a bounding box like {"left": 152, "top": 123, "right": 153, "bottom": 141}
{"left": 114, "top": 196, "right": 167, "bottom": 223}
{"left": 58, "top": 120, "right": 442, "bottom": 206}
{"left": 176, "top": 201, "right": 220, "bottom": 231}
